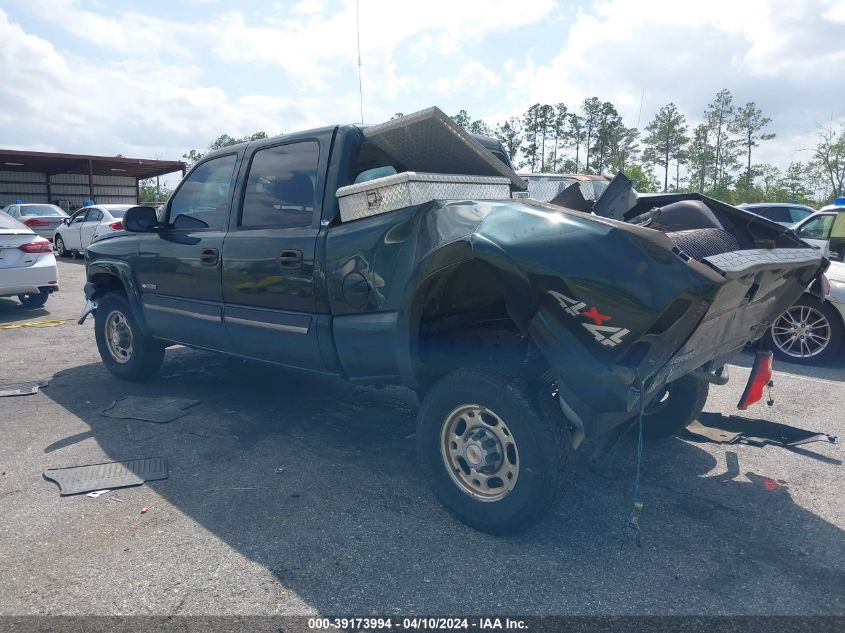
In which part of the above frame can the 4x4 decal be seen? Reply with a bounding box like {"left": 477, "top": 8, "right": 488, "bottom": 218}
{"left": 548, "top": 291, "right": 630, "bottom": 348}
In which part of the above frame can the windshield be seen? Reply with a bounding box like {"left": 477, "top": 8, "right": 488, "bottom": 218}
{"left": 20, "top": 205, "right": 67, "bottom": 217}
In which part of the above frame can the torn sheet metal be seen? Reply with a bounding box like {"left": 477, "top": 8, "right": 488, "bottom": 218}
{"left": 44, "top": 457, "right": 168, "bottom": 496}
{"left": 102, "top": 395, "right": 200, "bottom": 423}
{"left": 0, "top": 318, "right": 70, "bottom": 331}
{"left": 0, "top": 379, "right": 49, "bottom": 397}
{"left": 363, "top": 106, "right": 526, "bottom": 190}
{"left": 686, "top": 413, "right": 837, "bottom": 447}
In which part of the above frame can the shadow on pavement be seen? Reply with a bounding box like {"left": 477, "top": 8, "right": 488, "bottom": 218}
{"left": 40, "top": 348, "right": 845, "bottom": 614}
{"left": 0, "top": 297, "right": 51, "bottom": 325}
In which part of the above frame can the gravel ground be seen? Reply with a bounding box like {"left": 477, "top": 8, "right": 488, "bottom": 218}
{"left": 0, "top": 258, "right": 843, "bottom": 616}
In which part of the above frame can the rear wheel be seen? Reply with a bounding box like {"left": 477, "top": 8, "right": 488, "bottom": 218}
{"left": 94, "top": 292, "right": 165, "bottom": 381}
{"left": 54, "top": 235, "right": 69, "bottom": 258}
{"left": 764, "top": 296, "right": 843, "bottom": 365}
{"left": 18, "top": 290, "right": 49, "bottom": 309}
{"left": 417, "top": 369, "right": 572, "bottom": 535}
{"left": 641, "top": 374, "right": 709, "bottom": 440}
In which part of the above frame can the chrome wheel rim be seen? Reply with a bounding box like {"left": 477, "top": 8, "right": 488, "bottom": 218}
{"left": 771, "top": 305, "right": 831, "bottom": 359}
{"left": 105, "top": 310, "right": 133, "bottom": 364}
{"left": 440, "top": 404, "right": 519, "bottom": 502}
{"left": 55, "top": 237, "right": 63, "bottom": 254}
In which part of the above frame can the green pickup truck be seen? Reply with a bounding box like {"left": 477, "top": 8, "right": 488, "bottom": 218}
{"left": 78, "top": 108, "right": 826, "bottom": 534}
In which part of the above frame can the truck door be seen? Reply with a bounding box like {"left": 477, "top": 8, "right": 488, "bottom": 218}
{"left": 134, "top": 153, "right": 238, "bottom": 350}
{"left": 221, "top": 139, "right": 325, "bottom": 370}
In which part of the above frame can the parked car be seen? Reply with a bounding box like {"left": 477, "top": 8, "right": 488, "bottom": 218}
{"left": 77, "top": 107, "right": 825, "bottom": 534}
{"left": 0, "top": 212, "right": 59, "bottom": 308}
{"left": 53, "top": 204, "right": 131, "bottom": 258}
{"left": 819, "top": 196, "right": 845, "bottom": 213}
{"left": 1, "top": 203, "right": 68, "bottom": 241}
{"left": 515, "top": 173, "right": 610, "bottom": 203}
{"left": 763, "top": 264, "right": 845, "bottom": 364}
{"left": 792, "top": 210, "right": 845, "bottom": 263}
{"left": 738, "top": 202, "right": 816, "bottom": 226}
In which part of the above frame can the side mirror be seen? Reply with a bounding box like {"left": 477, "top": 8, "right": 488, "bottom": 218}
{"left": 124, "top": 206, "right": 161, "bottom": 232}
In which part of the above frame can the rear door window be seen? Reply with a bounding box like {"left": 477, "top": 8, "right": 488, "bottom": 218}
{"left": 797, "top": 215, "right": 835, "bottom": 239}
{"left": 239, "top": 141, "right": 319, "bottom": 229}
{"left": 759, "top": 207, "right": 792, "bottom": 223}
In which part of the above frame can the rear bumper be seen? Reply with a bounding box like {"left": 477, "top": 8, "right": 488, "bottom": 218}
{"left": 0, "top": 257, "right": 59, "bottom": 297}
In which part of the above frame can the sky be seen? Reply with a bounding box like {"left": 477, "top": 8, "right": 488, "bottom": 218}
{"left": 1, "top": 0, "right": 844, "bottom": 180}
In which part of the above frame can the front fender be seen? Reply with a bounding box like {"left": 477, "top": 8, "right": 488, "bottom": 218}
{"left": 84, "top": 259, "right": 150, "bottom": 335}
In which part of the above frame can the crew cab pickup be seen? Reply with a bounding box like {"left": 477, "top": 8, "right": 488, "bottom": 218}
{"left": 79, "top": 107, "right": 827, "bottom": 534}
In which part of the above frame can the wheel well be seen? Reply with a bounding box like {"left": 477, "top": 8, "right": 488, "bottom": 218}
{"left": 413, "top": 259, "right": 547, "bottom": 385}
{"left": 90, "top": 272, "right": 126, "bottom": 298}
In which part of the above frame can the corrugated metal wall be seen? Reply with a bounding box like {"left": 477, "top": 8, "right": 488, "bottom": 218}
{"left": 0, "top": 171, "right": 137, "bottom": 209}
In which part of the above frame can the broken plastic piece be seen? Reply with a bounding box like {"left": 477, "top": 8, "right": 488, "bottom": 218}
{"left": 738, "top": 351, "right": 774, "bottom": 410}
{"left": 0, "top": 379, "right": 49, "bottom": 397}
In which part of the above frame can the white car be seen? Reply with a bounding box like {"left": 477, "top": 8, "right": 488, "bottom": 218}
{"left": 0, "top": 212, "right": 59, "bottom": 308}
{"left": 53, "top": 204, "right": 131, "bottom": 258}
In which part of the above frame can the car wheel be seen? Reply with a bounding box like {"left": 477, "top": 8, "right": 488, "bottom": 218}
{"left": 640, "top": 374, "right": 709, "bottom": 440}
{"left": 417, "top": 369, "right": 572, "bottom": 535}
{"left": 54, "top": 236, "right": 69, "bottom": 258}
{"left": 764, "top": 296, "right": 843, "bottom": 365}
{"left": 94, "top": 292, "right": 165, "bottom": 381}
{"left": 18, "top": 290, "right": 50, "bottom": 309}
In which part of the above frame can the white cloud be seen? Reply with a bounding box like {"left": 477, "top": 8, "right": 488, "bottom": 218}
{"left": 435, "top": 62, "right": 501, "bottom": 95}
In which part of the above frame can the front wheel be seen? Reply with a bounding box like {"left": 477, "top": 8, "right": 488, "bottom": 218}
{"left": 54, "top": 235, "right": 69, "bottom": 258}
{"left": 94, "top": 292, "right": 165, "bottom": 381}
{"left": 764, "top": 296, "right": 843, "bottom": 365}
{"left": 417, "top": 369, "right": 572, "bottom": 535}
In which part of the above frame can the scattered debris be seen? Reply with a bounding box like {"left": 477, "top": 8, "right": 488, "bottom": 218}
{"left": 273, "top": 468, "right": 285, "bottom": 475}
{"left": 86, "top": 489, "right": 111, "bottom": 498}
{"left": 0, "top": 318, "right": 71, "bottom": 331}
{"left": 0, "top": 379, "right": 50, "bottom": 397}
{"left": 102, "top": 396, "right": 200, "bottom": 424}
{"left": 43, "top": 457, "right": 169, "bottom": 496}
{"left": 685, "top": 413, "right": 837, "bottom": 448}
{"left": 140, "top": 506, "right": 149, "bottom": 514}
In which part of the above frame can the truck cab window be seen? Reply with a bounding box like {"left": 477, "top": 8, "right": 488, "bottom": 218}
{"left": 351, "top": 142, "right": 403, "bottom": 185}
{"left": 240, "top": 141, "right": 319, "bottom": 229}
{"left": 169, "top": 154, "right": 237, "bottom": 230}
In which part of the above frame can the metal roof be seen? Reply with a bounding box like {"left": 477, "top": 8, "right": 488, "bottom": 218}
{"left": 0, "top": 149, "right": 185, "bottom": 179}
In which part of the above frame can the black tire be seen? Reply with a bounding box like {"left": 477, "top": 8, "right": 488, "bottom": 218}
{"left": 94, "top": 292, "right": 165, "bottom": 381}
{"left": 18, "top": 290, "right": 49, "bottom": 309}
{"left": 417, "top": 369, "right": 572, "bottom": 535}
{"left": 763, "top": 296, "right": 844, "bottom": 365}
{"left": 54, "top": 235, "right": 69, "bottom": 258}
{"left": 641, "top": 374, "right": 709, "bottom": 440}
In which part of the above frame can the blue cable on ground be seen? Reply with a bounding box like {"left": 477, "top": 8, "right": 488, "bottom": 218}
{"left": 625, "top": 384, "right": 646, "bottom": 546}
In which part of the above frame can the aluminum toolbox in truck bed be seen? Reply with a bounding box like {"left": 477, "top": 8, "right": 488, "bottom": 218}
{"left": 336, "top": 171, "right": 511, "bottom": 222}
{"left": 362, "top": 106, "right": 526, "bottom": 190}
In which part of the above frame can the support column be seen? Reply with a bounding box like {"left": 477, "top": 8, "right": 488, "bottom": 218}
{"left": 136, "top": 177, "right": 140, "bottom": 204}
{"left": 87, "top": 159, "right": 94, "bottom": 203}
{"left": 46, "top": 174, "right": 52, "bottom": 205}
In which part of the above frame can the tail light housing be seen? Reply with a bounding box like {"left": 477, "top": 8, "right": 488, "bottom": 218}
{"left": 737, "top": 351, "right": 773, "bottom": 410}
{"left": 108, "top": 221, "right": 124, "bottom": 231}
{"left": 23, "top": 219, "right": 49, "bottom": 227}
{"left": 18, "top": 238, "right": 54, "bottom": 253}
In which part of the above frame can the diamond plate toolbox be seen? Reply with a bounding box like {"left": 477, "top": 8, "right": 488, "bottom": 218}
{"left": 336, "top": 171, "right": 511, "bottom": 222}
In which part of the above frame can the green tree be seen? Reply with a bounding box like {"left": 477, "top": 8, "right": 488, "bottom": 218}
{"left": 568, "top": 113, "right": 585, "bottom": 173}
{"left": 138, "top": 178, "right": 173, "bottom": 203}
{"left": 494, "top": 117, "right": 523, "bottom": 162}
{"left": 812, "top": 121, "right": 845, "bottom": 201}
{"left": 687, "top": 124, "right": 714, "bottom": 193}
{"left": 782, "top": 162, "right": 813, "bottom": 202}
{"left": 550, "top": 103, "right": 568, "bottom": 171}
{"left": 451, "top": 110, "right": 472, "bottom": 129}
{"left": 733, "top": 102, "right": 775, "bottom": 193}
{"left": 642, "top": 102, "right": 688, "bottom": 192}
{"left": 704, "top": 89, "right": 738, "bottom": 192}
{"left": 521, "top": 104, "right": 542, "bottom": 172}
{"left": 182, "top": 131, "right": 270, "bottom": 168}
{"left": 581, "top": 97, "right": 602, "bottom": 173}
{"left": 468, "top": 119, "right": 493, "bottom": 136}
{"left": 624, "top": 164, "right": 658, "bottom": 192}
{"left": 590, "top": 101, "right": 623, "bottom": 175}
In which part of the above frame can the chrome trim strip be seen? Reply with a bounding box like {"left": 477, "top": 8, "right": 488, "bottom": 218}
{"left": 225, "top": 315, "right": 309, "bottom": 334}
{"left": 143, "top": 303, "right": 221, "bottom": 322}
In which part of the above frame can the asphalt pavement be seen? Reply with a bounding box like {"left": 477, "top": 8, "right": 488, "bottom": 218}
{"left": 0, "top": 258, "right": 843, "bottom": 615}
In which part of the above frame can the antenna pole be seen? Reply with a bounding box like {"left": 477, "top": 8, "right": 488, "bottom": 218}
{"left": 356, "top": 0, "right": 364, "bottom": 124}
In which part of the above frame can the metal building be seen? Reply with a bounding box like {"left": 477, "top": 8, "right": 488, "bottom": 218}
{"left": 0, "top": 149, "right": 185, "bottom": 211}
